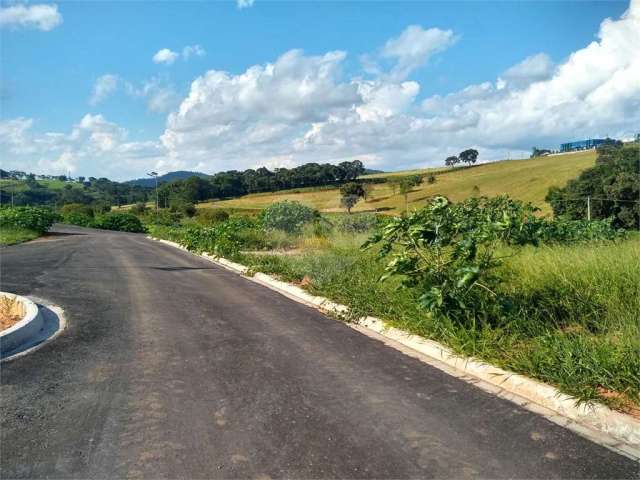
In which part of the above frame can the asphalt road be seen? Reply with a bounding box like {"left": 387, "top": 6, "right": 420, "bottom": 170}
{"left": 1, "top": 225, "right": 637, "bottom": 479}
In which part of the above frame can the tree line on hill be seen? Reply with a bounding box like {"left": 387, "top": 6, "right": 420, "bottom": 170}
{"left": 547, "top": 143, "right": 639, "bottom": 229}
{"left": 0, "top": 160, "right": 366, "bottom": 210}
{"left": 0, "top": 172, "right": 150, "bottom": 209}
{"left": 156, "top": 160, "right": 366, "bottom": 207}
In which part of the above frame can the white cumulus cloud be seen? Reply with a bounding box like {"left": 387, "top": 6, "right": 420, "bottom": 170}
{"left": 89, "top": 74, "right": 119, "bottom": 105}
{"left": 380, "top": 25, "right": 458, "bottom": 80}
{"left": 237, "top": 0, "right": 255, "bottom": 9}
{"left": 0, "top": 3, "right": 62, "bottom": 31}
{"left": 153, "top": 48, "right": 179, "bottom": 65}
{"left": 182, "top": 44, "right": 206, "bottom": 60}
{"left": 3, "top": 1, "right": 639, "bottom": 179}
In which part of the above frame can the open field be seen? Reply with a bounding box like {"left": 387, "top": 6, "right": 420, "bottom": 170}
{"left": 0, "top": 178, "right": 83, "bottom": 192}
{"left": 201, "top": 150, "right": 597, "bottom": 215}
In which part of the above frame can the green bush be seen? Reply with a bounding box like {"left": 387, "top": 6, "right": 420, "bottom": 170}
{"left": 130, "top": 202, "right": 148, "bottom": 215}
{"left": 64, "top": 211, "right": 93, "bottom": 227}
{"left": 145, "top": 209, "right": 183, "bottom": 226}
{"left": 60, "top": 203, "right": 94, "bottom": 218}
{"left": 538, "top": 217, "right": 624, "bottom": 243}
{"left": 0, "top": 206, "right": 59, "bottom": 234}
{"left": 92, "top": 212, "right": 146, "bottom": 233}
{"left": 60, "top": 203, "right": 94, "bottom": 226}
{"left": 171, "top": 217, "right": 261, "bottom": 256}
{"left": 169, "top": 200, "right": 196, "bottom": 217}
{"left": 261, "top": 201, "right": 318, "bottom": 234}
{"left": 195, "top": 209, "right": 229, "bottom": 225}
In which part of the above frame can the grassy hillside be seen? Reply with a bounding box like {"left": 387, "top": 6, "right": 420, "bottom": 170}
{"left": 0, "top": 178, "right": 83, "bottom": 192}
{"left": 202, "top": 150, "right": 597, "bottom": 215}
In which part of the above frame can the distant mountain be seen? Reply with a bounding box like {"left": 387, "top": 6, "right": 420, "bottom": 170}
{"left": 125, "top": 170, "right": 210, "bottom": 187}
{"left": 363, "top": 168, "right": 384, "bottom": 174}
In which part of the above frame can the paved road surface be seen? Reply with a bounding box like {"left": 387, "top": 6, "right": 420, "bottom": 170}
{"left": 1, "top": 225, "right": 637, "bottom": 479}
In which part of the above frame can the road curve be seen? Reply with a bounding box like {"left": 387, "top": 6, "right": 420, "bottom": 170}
{"left": 1, "top": 225, "right": 637, "bottom": 479}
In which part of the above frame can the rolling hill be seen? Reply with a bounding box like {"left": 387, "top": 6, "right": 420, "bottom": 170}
{"left": 199, "top": 150, "right": 597, "bottom": 215}
{"left": 126, "top": 170, "right": 210, "bottom": 188}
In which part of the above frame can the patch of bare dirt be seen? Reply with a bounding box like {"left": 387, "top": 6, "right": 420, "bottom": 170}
{"left": 597, "top": 387, "right": 640, "bottom": 418}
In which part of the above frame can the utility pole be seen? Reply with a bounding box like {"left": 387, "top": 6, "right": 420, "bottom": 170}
{"left": 147, "top": 171, "right": 159, "bottom": 222}
{"left": 587, "top": 196, "right": 591, "bottom": 221}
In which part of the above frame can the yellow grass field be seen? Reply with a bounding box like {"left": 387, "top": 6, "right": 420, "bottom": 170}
{"left": 200, "top": 150, "right": 596, "bottom": 215}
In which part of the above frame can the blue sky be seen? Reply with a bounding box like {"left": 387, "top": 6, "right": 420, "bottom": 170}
{"left": 1, "top": 0, "right": 638, "bottom": 179}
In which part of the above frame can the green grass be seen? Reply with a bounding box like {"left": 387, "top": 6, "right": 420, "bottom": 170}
{"left": 0, "top": 226, "right": 41, "bottom": 245}
{"left": 205, "top": 150, "right": 596, "bottom": 216}
{"left": 236, "top": 231, "right": 639, "bottom": 411}
{"left": 0, "top": 178, "right": 83, "bottom": 192}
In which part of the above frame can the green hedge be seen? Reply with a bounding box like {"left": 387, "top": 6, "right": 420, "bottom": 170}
{"left": 92, "top": 212, "right": 146, "bottom": 233}
{"left": 0, "top": 206, "right": 60, "bottom": 234}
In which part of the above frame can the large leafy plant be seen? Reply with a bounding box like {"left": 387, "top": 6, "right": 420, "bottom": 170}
{"left": 363, "top": 196, "right": 540, "bottom": 323}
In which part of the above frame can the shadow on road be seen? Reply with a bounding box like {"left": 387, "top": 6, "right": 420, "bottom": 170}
{"left": 151, "top": 266, "right": 218, "bottom": 272}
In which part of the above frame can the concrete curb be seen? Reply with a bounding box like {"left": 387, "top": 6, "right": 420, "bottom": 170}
{"left": 0, "top": 291, "right": 43, "bottom": 354}
{"left": 149, "top": 236, "right": 640, "bottom": 460}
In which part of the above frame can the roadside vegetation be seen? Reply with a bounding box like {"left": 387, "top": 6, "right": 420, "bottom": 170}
{"left": 4, "top": 142, "right": 638, "bottom": 412}
{"left": 0, "top": 206, "right": 59, "bottom": 245}
{"left": 143, "top": 143, "right": 640, "bottom": 412}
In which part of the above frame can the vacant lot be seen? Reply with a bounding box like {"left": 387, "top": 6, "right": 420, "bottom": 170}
{"left": 202, "top": 151, "right": 596, "bottom": 215}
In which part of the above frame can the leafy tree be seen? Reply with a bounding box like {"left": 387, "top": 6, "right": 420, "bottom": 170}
{"left": 398, "top": 175, "right": 421, "bottom": 211}
{"left": 445, "top": 156, "right": 459, "bottom": 167}
{"left": 546, "top": 143, "right": 640, "bottom": 229}
{"left": 459, "top": 149, "right": 479, "bottom": 165}
{"left": 340, "top": 182, "right": 366, "bottom": 214}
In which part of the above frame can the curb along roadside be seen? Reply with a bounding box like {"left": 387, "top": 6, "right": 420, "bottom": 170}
{"left": 149, "top": 236, "right": 640, "bottom": 461}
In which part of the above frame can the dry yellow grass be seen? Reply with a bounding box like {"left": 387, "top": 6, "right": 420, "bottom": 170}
{"left": 201, "top": 150, "right": 596, "bottom": 215}
{"left": 0, "top": 296, "right": 24, "bottom": 331}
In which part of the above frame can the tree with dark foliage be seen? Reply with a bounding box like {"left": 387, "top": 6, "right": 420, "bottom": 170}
{"left": 459, "top": 149, "right": 479, "bottom": 165}
{"left": 546, "top": 143, "right": 640, "bottom": 229}
{"left": 340, "top": 182, "right": 366, "bottom": 214}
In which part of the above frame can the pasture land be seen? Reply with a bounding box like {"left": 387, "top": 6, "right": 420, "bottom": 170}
{"left": 202, "top": 150, "right": 596, "bottom": 215}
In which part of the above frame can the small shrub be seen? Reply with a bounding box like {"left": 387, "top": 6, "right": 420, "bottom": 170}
{"left": 0, "top": 207, "right": 59, "bottom": 234}
{"left": 175, "top": 217, "right": 261, "bottom": 256}
{"left": 196, "top": 209, "right": 229, "bottom": 225}
{"left": 64, "top": 211, "right": 93, "bottom": 227}
{"left": 261, "top": 201, "right": 318, "bottom": 234}
{"left": 336, "top": 213, "right": 380, "bottom": 234}
{"left": 130, "top": 202, "right": 148, "bottom": 215}
{"left": 92, "top": 212, "right": 146, "bottom": 233}
{"left": 60, "top": 203, "right": 94, "bottom": 226}
{"left": 147, "top": 209, "right": 183, "bottom": 226}
{"left": 60, "top": 203, "right": 94, "bottom": 218}
{"left": 538, "top": 217, "right": 624, "bottom": 243}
